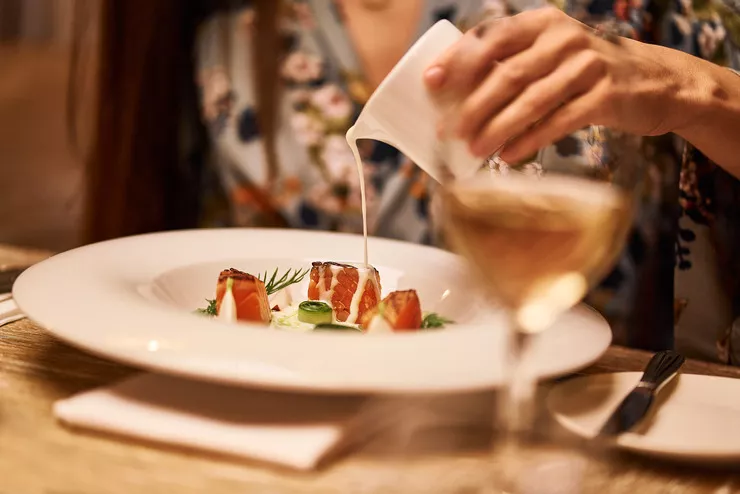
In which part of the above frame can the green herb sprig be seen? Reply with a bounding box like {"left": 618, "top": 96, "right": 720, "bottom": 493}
{"left": 314, "top": 323, "right": 362, "bottom": 332}
{"left": 421, "top": 312, "right": 453, "bottom": 329}
{"left": 196, "top": 298, "right": 217, "bottom": 316}
{"left": 259, "top": 267, "right": 310, "bottom": 296}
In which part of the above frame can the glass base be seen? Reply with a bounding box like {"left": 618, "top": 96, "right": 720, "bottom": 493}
{"left": 491, "top": 429, "right": 589, "bottom": 494}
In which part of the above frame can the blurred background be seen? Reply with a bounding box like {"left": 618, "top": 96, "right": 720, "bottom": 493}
{"left": 0, "top": 0, "right": 98, "bottom": 251}
{"left": 0, "top": 0, "right": 711, "bottom": 358}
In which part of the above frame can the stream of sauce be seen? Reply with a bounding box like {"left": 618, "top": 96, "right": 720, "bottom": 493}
{"left": 346, "top": 125, "right": 369, "bottom": 267}
{"left": 217, "top": 128, "right": 374, "bottom": 325}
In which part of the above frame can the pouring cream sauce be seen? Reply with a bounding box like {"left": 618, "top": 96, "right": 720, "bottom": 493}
{"left": 346, "top": 124, "right": 369, "bottom": 267}
{"left": 221, "top": 124, "right": 378, "bottom": 326}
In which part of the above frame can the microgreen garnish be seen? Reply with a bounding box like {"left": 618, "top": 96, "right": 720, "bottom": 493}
{"left": 421, "top": 312, "right": 453, "bottom": 329}
{"left": 196, "top": 299, "right": 217, "bottom": 316}
{"left": 314, "top": 323, "right": 362, "bottom": 332}
{"left": 259, "top": 267, "right": 310, "bottom": 296}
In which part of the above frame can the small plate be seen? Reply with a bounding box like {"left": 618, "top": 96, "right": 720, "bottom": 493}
{"left": 14, "top": 229, "right": 612, "bottom": 394}
{"left": 547, "top": 372, "right": 740, "bottom": 462}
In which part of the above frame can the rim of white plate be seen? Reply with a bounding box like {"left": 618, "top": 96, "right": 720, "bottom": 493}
{"left": 13, "top": 228, "right": 611, "bottom": 394}
{"left": 548, "top": 372, "right": 740, "bottom": 462}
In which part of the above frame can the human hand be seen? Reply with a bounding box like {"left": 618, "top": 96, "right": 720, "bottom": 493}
{"left": 424, "top": 8, "right": 695, "bottom": 163}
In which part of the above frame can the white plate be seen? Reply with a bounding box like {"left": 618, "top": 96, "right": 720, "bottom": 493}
{"left": 14, "top": 229, "right": 611, "bottom": 394}
{"left": 547, "top": 372, "right": 740, "bottom": 462}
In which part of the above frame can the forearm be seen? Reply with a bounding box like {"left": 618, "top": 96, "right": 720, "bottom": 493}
{"left": 668, "top": 49, "right": 740, "bottom": 176}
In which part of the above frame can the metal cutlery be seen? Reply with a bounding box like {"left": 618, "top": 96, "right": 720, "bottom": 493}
{"left": 598, "top": 350, "right": 685, "bottom": 436}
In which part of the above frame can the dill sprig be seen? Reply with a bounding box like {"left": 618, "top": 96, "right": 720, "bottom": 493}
{"left": 259, "top": 267, "right": 309, "bottom": 296}
{"left": 421, "top": 312, "right": 453, "bottom": 329}
{"left": 196, "top": 299, "right": 217, "bottom": 316}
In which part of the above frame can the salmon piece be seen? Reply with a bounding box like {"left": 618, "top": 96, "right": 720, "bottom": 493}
{"left": 216, "top": 268, "right": 271, "bottom": 324}
{"left": 307, "top": 262, "right": 381, "bottom": 324}
{"left": 359, "top": 290, "right": 423, "bottom": 331}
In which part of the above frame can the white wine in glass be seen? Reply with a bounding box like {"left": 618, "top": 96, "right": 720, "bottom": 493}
{"left": 443, "top": 172, "right": 633, "bottom": 336}
{"left": 439, "top": 131, "right": 642, "bottom": 491}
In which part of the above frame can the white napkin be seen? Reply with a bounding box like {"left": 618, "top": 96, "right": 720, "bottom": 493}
{"left": 54, "top": 373, "right": 492, "bottom": 470}
{"left": 0, "top": 293, "right": 25, "bottom": 327}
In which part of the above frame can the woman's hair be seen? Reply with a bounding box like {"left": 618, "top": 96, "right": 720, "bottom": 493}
{"left": 77, "top": 0, "right": 282, "bottom": 243}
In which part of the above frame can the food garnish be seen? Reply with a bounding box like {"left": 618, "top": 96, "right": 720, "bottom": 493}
{"left": 197, "top": 264, "right": 454, "bottom": 332}
{"left": 297, "top": 300, "right": 333, "bottom": 325}
{"left": 196, "top": 299, "right": 217, "bottom": 316}
{"left": 313, "top": 323, "right": 363, "bottom": 332}
{"left": 421, "top": 312, "right": 454, "bottom": 329}
{"left": 259, "top": 267, "right": 310, "bottom": 296}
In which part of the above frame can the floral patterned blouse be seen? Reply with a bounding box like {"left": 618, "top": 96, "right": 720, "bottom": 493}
{"left": 195, "top": 0, "right": 740, "bottom": 363}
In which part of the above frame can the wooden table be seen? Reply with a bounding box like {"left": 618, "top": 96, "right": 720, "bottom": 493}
{"left": 2, "top": 244, "right": 740, "bottom": 493}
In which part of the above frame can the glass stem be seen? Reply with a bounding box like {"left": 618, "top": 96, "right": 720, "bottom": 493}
{"left": 500, "top": 320, "right": 538, "bottom": 442}
{"left": 492, "top": 318, "right": 540, "bottom": 492}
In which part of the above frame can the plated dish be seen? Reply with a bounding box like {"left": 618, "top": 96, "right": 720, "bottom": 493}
{"left": 13, "top": 229, "right": 612, "bottom": 393}
{"left": 196, "top": 262, "right": 452, "bottom": 333}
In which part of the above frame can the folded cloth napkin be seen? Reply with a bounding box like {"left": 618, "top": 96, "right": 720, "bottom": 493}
{"left": 54, "top": 373, "right": 492, "bottom": 470}
{"left": 0, "top": 293, "right": 25, "bottom": 327}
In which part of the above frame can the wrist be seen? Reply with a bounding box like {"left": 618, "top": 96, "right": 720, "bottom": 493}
{"left": 666, "top": 51, "right": 740, "bottom": 140}
{"left": 617, "top": 39, "right": 703, "bottom": 136}
{"left": 654, "top": 48, "right": 740, "bottom": 170}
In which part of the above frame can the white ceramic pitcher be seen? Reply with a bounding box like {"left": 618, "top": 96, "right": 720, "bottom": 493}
{"left": 346, "top": 20, "right": 483, "bottom": 184}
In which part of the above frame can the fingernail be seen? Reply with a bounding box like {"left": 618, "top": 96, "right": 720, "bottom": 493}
{"left": 424, "top": 66, "right": 447, "bottom": 88}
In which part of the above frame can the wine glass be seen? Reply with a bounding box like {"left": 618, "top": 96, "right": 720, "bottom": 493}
{"left": 438, "top": 127, "right": 644, "bottom": 491}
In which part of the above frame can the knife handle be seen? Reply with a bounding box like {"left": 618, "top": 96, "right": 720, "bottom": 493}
{"left": 639, "top": 350, "right": 685, "bottom": 391}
